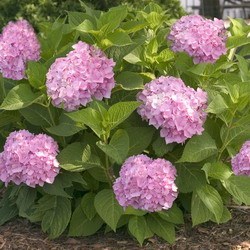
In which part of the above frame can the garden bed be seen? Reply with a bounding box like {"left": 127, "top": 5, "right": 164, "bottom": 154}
{"left": 0, "top": 208, "right": 249, "bottom": 250}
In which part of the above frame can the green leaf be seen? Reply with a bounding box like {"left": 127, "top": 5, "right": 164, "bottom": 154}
{"left": 57, "top": 142, "right": 84, "bottom": 171}
{"left": 175, "top": 52, "right": 193, "bottom": 73}
{"left": 178, "top": 132, "right": 217, "bottom": 163}
{"left": 81, "top": 193, "right": 96, "bottom": 220}
{"left": 97, "top": 129, "right": 129, "bottom": 164}
{"left": 0, "top": 84, "right": 43, "bottom": 110}
{"left": 105, "top": 31, "right": 132, "bottom": 47}
{"left": 145, "top": 12, "right": 163, "bottom": 29}
{"left": 207, "top": 94, "right": 229, "bottom": 114}
{"left": 88, "top": 167, "right": 109, "bottom": 183}
{"left": 236, "top": 55, "right": 250, "bottom": 81}
{"left": 196, "top": 185, "right": 224, "bottom": 223}
{"left": 191, "top": 192, "right": 213, "bottom": 226}
{"left": 124, "top": 47, "right": 143, "bottom": 64}
{"left": 94, "top": 189, "right": 123, "bottom": 231}
{"left": 0, "top": 111, "right": 20, "bottom": 127}
{"left": 115, "top": 71, "right": 144, "bottom": 90}
{"left": 107, "top": 101, "right": 140, "bottom": 130}
{"left": 156, "top": 48, "right": 175, "bottom": 63}
{"left": 210, "top": 206, "right": 232, "bottom": 224}
{"left": 68, "top": 205, "right": 103, "bottom": 236}
{"left": 76, "top": 19, "right": 95, "bottom": 34}
{"left": 152, "top": 136, "right": 174, "bottom": 157}
{"left": 46, "top": 113, "right": 85, "bottom": 137}
{"left": 128, "top": 216, "right": 148, "bottom": 246}
{"left": 40, "top": 195, "right": 71, "bottom": 239}
{"left": 68, "top": 11, "right": 89, "bottom": 26}
{"left": 147, "top": 214, "right": 175, "bottom": 244}
{"left": 26, "top": 62, "right": 47, "bottom": 89}
{"left": 176, "top": 165, "right": 207, "bottom": 193}
{"left": 222, "top": 175, "right": 250, "bottom": 205}
{"left": 202, "top": 162, "right": 232, "bottom": 181}
{"left": 16, "top": 186, "right": 37, "bottom": 217}
{"left": 158, "top": 204, "right": 184, "bottom": 224}
{"left": 41, "top": 25, "right": 63, "bottom": 59}
{"left": 19, "top": 104, "right": 55, "bottom": 127}
{"left": 226, "top": 35, "right": 250, "bottom": 49}
{"left": 220, "top": 117, "right": 250, "bottom": 148}
{"left": 124, "top": 206, "right": 147, "bottom": 216}
{"left": 0, "top": 200, "right": 18, "bottom": 226}
{"left": 126, "top": 127, "right": 155, "bottom": 156}
{"left": 121, "top": 20, "right": 148, "bottom": 33}
{"left": 98, "top": 5, "right": 128, "bottom": 35}
{"left": 59, "top": 172, "right": 87, "bottom": 187}
{"left": 66, "top": 108, "right": 103, "bottom": 137}
{"left": 43, "top": 176, "right": 71, "bottom": 198}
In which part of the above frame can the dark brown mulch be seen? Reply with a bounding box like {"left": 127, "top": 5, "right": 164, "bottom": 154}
{"left": 0, "top": 208, "right": 249, "bottom": 250}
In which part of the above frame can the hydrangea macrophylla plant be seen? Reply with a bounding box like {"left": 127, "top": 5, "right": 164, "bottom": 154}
{"left": 168, "top": 15, "right": 227, "bottom": 64}
{"left": 113, "top": 154, "right": 178, "bottom": 212}
{"left": 0, "top": 19, "right": 40, "bottom": 80}
{"left": 231, "top": 141, "right": 250, "bottom": 176}
{"left": 46, "top": 41, "right": 116, "bottom": 111}
{"left": 0, "top": 130, "right": 60, "bottom": 187}
{"left": 137, "top": 76, "right": 207, "bottom": 144}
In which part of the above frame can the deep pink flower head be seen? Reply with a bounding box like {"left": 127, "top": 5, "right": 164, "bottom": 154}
{"left": 46, "top": 41, "right": 115, "bottom": 111}
{"left": 0, "top": 130, "right": 60, "bottom": 187}
{"left": 168, "top": 15, "right": 227, "bottom": 64}
{"left": 231, "top": 141, "right": 250, "bottom": 176}
{"left": 137, "top": 76, "right": 207, "bottom": 144}
{"left": 0, "top": 20, "right": 40, "bottom": 80}
{"left": 113, "top": 154, "right": 178, "bottom": 212}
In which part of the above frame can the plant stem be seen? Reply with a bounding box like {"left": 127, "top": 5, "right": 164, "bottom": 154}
{"left": 217, "top": 108, "right": 237, "bottom": 161}
{"left": 228, "top": 47, "right": 237, "bottom": 62}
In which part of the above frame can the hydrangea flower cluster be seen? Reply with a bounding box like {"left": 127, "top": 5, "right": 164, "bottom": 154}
{"left": 0, "top": 130, "right": 60, "bottom": 187}
{"left": 46, "top": 41, "right": 115, "bottom": 111}
{"left": 168, "top": 15, "right": 227, "bottom": 64}
{"left": 231, "top": 141, "right": 250, "bottom": 176}
{"left": 0, "top": 20, "right": 40, "bottom": 80}
{"left": 113, "top": 154, "right": 178, "bottom": 212}
{"left": 137, "top": 76, "right": 207, "bottom": 144}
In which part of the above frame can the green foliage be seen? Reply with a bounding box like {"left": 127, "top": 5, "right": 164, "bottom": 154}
{"left": 94, "top": 189, "right": 124, "bottom": 231}
{"left": 0, "top": 2, "right": 249, "bottom": 247}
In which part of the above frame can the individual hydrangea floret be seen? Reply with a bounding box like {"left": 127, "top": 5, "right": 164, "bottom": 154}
{"left": 231, "top": 141, "right": 250, "bottom": 176}
{"left": 168, "top": 15, "right": 227, "bottom": 64}
{"left": 113, "top": 154, "right": 178, "bottom": 212}
{"left": 46, "top": 41, "right": 115, "bottom": 111}
{"left": 0, "top": 20, "right": 40, "bottom": 80}
{"left": 137, "top": 76, "right": 207, "bottom": 144}
{"left": 0, "top": 130, "right": 60, "bottom": 187}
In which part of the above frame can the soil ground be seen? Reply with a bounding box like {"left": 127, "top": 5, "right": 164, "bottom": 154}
{"left": 0, "top": 208, "right": 249, "bottom": 250}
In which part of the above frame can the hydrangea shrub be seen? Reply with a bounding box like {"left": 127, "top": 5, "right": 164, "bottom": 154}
{"left": 0, "top": 3, "right": 249, "bottom": 245}
{"left": 0, "top": 20, "right": 40, "bottom": 80}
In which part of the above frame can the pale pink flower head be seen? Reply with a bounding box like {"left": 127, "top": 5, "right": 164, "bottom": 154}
{"left": 0, "top": 20, "right": 40, "bottom": 80}
{"left": 0, "top": 130, "right": 60, "bottom": 187}
{"left": 113, "top": 154, "right": 178, "bottom": 212}
{"left": 231, "top": 141, "right": 250, "bottom": 176}
{"left": 46, "top": 41, "right": 116, "bottom": 111}
{"left": 137, "top": 76, "right": 207, "bottom": 144}
{"left": 168, "top": 15, "right": 227, "bottom": 64}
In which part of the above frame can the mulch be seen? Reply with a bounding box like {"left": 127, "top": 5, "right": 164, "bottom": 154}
{"left": 0, "top": 208, "right": 249, "bottom": 250}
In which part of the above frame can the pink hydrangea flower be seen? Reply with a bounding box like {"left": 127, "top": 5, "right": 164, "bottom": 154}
{"left": 113, "top": 154, "right": 178, "bottom": 212}
{"left": 168, "top": 15, "right": 227, "bottom": 64}
{"left": 231, "top": 141, "right": 250, "bottom": 176}
{"left": 46, "top": 41, "right": 115, "bottom": 111}
{"left": 137, "top": 76, "right": 207, "bottom": 144}
{"left": 0, "top": 130, "right": 60, "bottom": 187}
{"left": 0, "top": 20, "right": 40, "bottom": 80}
